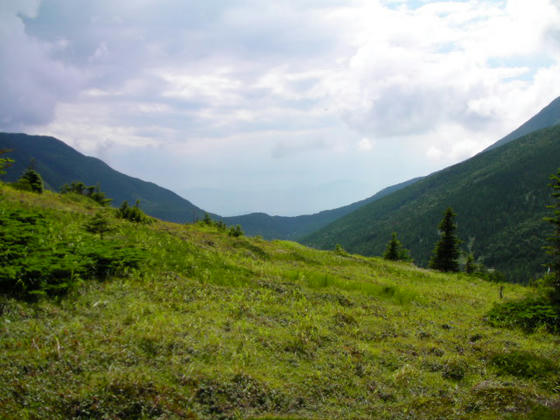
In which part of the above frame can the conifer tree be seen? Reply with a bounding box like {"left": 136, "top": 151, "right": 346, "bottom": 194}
{"left": 429, "top": 207, "right": 461, "bottom": 272}
{"left": 544, "top": 169, "right": 560, "bottom": 302}
{"left": 383, "top": 232, "right": 411, "bottom": 261}
{"left": 465, "top": 253, "right": 476, "bottom": 274}
{"left": 85, "top": 212, "right": 112, "bottom": 239}
{"left": 18, "top": 168, "right": 44, "bottom": 193}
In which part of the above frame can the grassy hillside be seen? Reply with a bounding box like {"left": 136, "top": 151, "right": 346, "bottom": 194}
{"left": 1, "top": 182, "right": 559, "bottom": 419}
{"left": 303, "top": 125, "right": 560, "bottom": 283}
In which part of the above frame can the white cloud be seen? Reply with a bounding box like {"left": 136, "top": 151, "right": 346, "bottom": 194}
{"left": 358, "top": 138, "right": 375, "bottom": 151}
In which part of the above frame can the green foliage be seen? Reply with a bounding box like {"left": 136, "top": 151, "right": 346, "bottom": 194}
{"left": 543, "top": 168, "right": 560, "bottom": 303}
{"left": 429, "top": 208, "right": 461, "bottom": 272}
{"left": 465, "top": 253, "right": 475, "bottom": 274}
{"left": 0, "top": 208, "right": 144, "bottom": 298}
{"left": 334, "top": 243, "right": 348, "bottom": 256}
{"left": 486, "top": 296, "right": 560, "bottom": 333}
{"left": 474, "top": 267, "right": 507, "bottom": 283}
{"left": 215, "top": 220, "right": 227, "bottom": 232}
{"left": 15, "top": 168, "right": 44, "bottom": 193}
{"left": 84, "top": 212, "right": 112, "bottom": 239}
{"left": 489, "top": 350, "right": 555, "bottom": 379}
{"left": 0, "top": 149, "right": 14, "bottom": 175}
{"left": 383, "top": 232, "right": 411, "bottom": 261}
{"left": 441, "top": 357, "right": 467, "bottom": 381}
{"left": 116, "top": 200, "right": 152, "bottom": 224}
{"left": 228, "top": 224, "right": 244, "bottom": 237}
{"left": 61, "top": 181, "right": 112, "bottom": 206}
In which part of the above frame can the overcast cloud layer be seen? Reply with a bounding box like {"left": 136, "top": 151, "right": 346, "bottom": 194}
{"left": 1, "top": 0, "right": 560, "bottom": 215}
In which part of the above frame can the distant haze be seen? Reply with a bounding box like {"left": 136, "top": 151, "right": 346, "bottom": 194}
{"left": 1, "top": 0, "right": 560, "bottom": 215}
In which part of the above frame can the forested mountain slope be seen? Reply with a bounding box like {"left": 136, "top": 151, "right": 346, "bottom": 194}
{"left": 303, "top": 125, "right": 560, "bottom": 283}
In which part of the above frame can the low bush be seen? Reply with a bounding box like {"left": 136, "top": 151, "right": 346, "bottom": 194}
{"left": 486, "top": 296, "right": 560, "bottom": 333}
{"left": 116, "top": 200, "right": 152, "bottom": 224}
{"left": 12, "top": 169, "right": 44, "bottom": 193}
{"left": 0, "top": 208, "right": 144, "bottom": 298}
{"left": 61, "top": 181, "right": 112, "bottom": 206}
{"left": 228, "top": 224, "right": 243, "bottom": 237}
{"left": 84, "top": 212, "right": 112, "bottom": 238}
{"left": 489, "top": 350, "right": 555, "bottom": 379}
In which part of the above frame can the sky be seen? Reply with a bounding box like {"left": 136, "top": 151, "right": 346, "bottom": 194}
{"left": 1, "top": 0, "right": 560, "bottom": 216}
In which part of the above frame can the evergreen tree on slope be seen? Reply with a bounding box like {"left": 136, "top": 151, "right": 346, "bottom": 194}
{"left": 383, "top": 232, "right": 411, "bottom": 262}
{"left": 429, "top": 207, "right": 461, "bottom": 272}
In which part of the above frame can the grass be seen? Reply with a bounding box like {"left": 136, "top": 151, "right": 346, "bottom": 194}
{"left": 0, "top": 182, "right": 559, "bottom": 419}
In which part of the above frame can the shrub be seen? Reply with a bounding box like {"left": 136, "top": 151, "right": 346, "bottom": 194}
{"left": 228, "top": 225, "right": 243, "bottom": 237}
{"left": 116, "top": 200, "right": 152, "bottom": 224}
{"left": 14, "top": 169, "right": 44, "bottom": 193}
{"left": 383, "top": 232, "right": 412, "bottom": 261}
{"left": 85, "top": 212, "right": 112, "bottom": 238}
{"left": 215, "top": 220, "right": 227, "bottom": 232}
{"left": 334, "top": 244, "right": 348, "bottom": 256}
{"left": 61, "top": 182, "right": 112, "bottom": 206}
{"left": 441, "top": 357, "right": 467, "bottom": 381}
{"left": 0, "top": 208, "right": 144, "bottom": 298}
{"left": 489, "top": 350, "right": 555, "bottom": 379}
{"left": 486, "top": 297, "right": 560, "bottom": 333}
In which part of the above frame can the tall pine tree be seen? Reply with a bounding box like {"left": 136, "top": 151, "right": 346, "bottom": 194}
{"left": 429, "top": 207, "right": 461, "bottom": 272}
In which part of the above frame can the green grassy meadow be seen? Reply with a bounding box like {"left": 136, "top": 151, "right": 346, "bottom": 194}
{"left": 1, "top": 183, "right": 559, "bottom": 419}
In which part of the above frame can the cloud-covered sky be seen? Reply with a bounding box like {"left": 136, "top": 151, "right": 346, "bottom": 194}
{"left": 1, "top": 0, "right": 560, "bottom": 216}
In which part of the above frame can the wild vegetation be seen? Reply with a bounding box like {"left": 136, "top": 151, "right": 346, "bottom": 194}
{"left": 429, "top": 208, "right": 461, "bottom": 273}
{"left": 383, "top": 233, "right": 411, "bottom": 262}
{"left": 61, "top": 181, "right": 112, "bottom": 206}
{"left": 1, "top": 181, "right": 559, "bottom": 419}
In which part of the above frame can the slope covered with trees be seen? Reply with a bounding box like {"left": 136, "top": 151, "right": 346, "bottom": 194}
{"left": 304, "top": 124, "right": 560, "bottom": 283}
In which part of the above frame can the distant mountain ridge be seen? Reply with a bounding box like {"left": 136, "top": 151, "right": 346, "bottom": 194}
{"left": 222, "top": 177, "right": 422, "bottom": 240}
